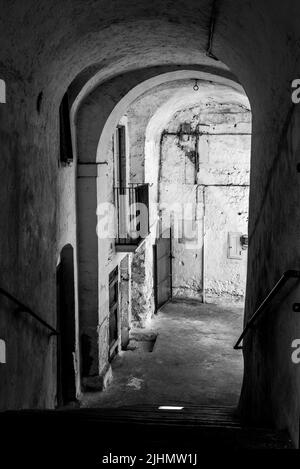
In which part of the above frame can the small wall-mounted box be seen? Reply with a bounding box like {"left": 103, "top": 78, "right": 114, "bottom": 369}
{"left": 228, "top": 232, "right": 243, "bottom": 259}
{"left": 240, "top": 234, "right": 248, "bottom": 250}
{"left": 0, "top": 339, "right": 6, "bottom": 363}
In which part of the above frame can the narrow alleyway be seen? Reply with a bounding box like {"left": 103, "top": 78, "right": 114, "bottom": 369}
{"left": 81, "top": 300, "right": 243, "bottom": 408}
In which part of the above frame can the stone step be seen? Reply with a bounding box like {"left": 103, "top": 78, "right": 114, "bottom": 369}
{"left": 1, "top": 404, "right": 294, "bottom": 462}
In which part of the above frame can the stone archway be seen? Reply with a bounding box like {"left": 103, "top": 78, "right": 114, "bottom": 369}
{"left": 73, "top": 68, "right": 250, "bottom": 388}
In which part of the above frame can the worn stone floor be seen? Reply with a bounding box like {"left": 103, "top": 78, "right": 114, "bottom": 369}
{"left": 81, "top": 299, "right": 244, "bottom": 408}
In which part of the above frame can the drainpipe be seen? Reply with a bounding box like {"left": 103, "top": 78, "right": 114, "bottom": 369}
{"left": 196, "top": 184, "right": 206, "bottom": 303}
{"left": 157, "top": 131, "right": 165, "bottom": 206}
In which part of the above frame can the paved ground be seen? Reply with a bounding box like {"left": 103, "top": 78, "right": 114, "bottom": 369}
{"left": 81, "top": 299, "right": 244, "bottom": 408}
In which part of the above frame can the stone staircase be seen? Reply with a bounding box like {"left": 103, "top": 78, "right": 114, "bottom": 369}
{"left": 1, "top": 404, "right": 294, "bottom": 462}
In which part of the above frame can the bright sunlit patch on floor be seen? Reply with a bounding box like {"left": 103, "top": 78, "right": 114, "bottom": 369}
{"left": 158, "top": 406, "right": 184, "bottom": 410}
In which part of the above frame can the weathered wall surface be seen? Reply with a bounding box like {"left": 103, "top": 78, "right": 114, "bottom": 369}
{"left": 240, "top": 104, "right": 300, "bottom": 444}
{"left": 57, "top": 162, "right": 80, "bottom": 394}
{"left": 131, "top": 239, "right": 155, "bottom": 327}
{"left": 159, "top": 103, "right": 251, "bottom": 302}
{"left": 0, "top": 82, "right": 57, "bottom": 410}
{"left": 204, "top": 186, "right": 249, "bottom": 303}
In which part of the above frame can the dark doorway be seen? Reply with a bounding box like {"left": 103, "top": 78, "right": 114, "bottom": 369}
{"left": 109, "top": 266, "right": 119, "bottom": 361}
{"left": 57, "top": 244, "right": 76, "bottom": 406}
{"left": 154, "top": 229, "right": 172, "bottom": 311}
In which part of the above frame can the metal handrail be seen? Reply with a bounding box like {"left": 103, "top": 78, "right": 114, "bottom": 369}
{"left": 234, "top": 270, "right": 300, "bottom": 350}
{"left": 0, "top": 287, "right": 59, "bottom": 336}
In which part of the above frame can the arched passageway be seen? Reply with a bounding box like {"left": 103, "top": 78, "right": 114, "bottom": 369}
{"left": 72, "top": 71, "right": 247, "bottom": 368}
{"left": 59, "top": 46, "right": 300, "bottom": 445}
{"left": 74, "top": 73, "right": 251, "bottom": 409}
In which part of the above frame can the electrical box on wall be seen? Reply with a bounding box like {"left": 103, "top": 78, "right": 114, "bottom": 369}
{"left": 0, "top": 339, "right": 6, "bottom": 364}
{"left": 228, "top": 232, "right": 243, "bottom": 259}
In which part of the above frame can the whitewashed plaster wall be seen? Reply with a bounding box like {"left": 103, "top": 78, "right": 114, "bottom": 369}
{"left": 160, "top": 102, "right": 251, "bottom": 303}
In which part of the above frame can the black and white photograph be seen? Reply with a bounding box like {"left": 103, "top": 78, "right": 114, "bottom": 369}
{"left": 1, "top": 0, "right": 300, "bottom": 463}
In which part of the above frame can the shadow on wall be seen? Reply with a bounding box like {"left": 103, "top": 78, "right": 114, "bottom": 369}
{"left": 56, "top": 244, "right": 76, "bottom": 406}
